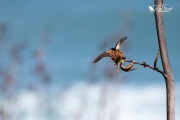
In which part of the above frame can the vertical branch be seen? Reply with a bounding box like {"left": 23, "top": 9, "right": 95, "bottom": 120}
{"left": 154, "top": 0, "right": 174, "bottom": 120}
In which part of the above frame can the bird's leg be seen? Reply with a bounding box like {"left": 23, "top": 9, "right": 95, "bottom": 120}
{"left": 116, "top": 63, "right": 120, "bottom": 73}
{"left": 116, "top": 66, "right": 119, "bottom": 73}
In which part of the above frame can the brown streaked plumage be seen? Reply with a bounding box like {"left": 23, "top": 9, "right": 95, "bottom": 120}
{"left": 92, "top": 37, "right": 127, "bottom": 66}
{"left": 92, "top": 37, "right": 137, "bottom": 72}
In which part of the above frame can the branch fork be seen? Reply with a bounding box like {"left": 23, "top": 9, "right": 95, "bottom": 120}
{"left": 121, "top": 50, "right": 168, "bottom": 79}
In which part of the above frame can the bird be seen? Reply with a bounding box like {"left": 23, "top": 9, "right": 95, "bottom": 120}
{"left": 92, "top": 37, "right": 127, "bottom": 72}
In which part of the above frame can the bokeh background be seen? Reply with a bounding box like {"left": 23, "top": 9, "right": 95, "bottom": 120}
{"left": 0, "top": 0, "right": 180, "bottom": 120}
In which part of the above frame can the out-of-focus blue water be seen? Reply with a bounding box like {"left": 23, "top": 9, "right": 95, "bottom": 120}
{"left": 1, "top": 0, "right": 179, "bottom": 86}
{"left": 0, "top": 0, "right": 180, "bottom": 119}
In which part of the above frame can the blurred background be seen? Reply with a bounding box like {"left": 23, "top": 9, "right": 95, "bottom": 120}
{"left": 0, "top": 0, "right": 180, "bottom": 120}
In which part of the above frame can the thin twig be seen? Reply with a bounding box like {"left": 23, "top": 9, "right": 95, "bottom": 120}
{"left": 125, "top": 59, "right": 168, "bottom": 78}
{"left": 154, "top": 49, "right": 160, "bottom": 68}
{"left": 120, "top": 62, "right": 137, "bottom": 72}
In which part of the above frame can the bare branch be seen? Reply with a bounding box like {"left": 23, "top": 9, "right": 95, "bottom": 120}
{"left": 154, "top": 49, "right": 160, "bottom": 68}
{"left": 154, "top": 0, "right": 174, "bottom": 120}
{"left": 125, "top": 59, "right": 168, "bottom": 78}
{"left": 120, "top": 61, "right": 138, "bottom": 72}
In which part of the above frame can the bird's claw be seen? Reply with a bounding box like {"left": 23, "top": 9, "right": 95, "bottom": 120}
{"left": 116, "top": 69, "right": 119, "bottom": 73}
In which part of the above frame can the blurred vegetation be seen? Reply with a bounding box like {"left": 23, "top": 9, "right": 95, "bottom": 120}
{"left": 0, "top": 14, "right": 134, "bottom": 120}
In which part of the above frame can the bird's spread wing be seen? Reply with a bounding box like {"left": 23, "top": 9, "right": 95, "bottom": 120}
{"left": 115, "top": 37, "right": 127, "bottom": 50}
{"left": 92, "top": 50, "right": 115, "bottom": 63}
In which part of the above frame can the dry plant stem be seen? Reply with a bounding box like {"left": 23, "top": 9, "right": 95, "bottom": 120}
{"left": 154, "top": 49, "right": 160, "bottom": 68}
{"left": 125, "top": 59, "right": 167, "bottom": 78}
{"left": 154, "top": 0, "right": 175, "bottom": 120}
